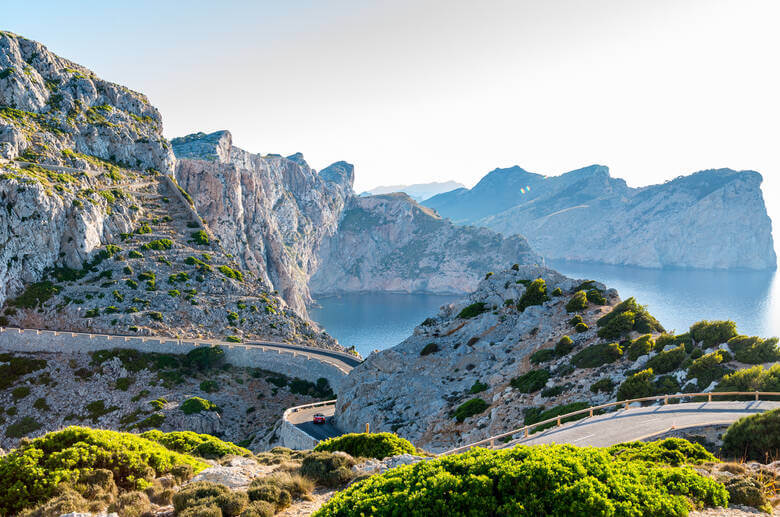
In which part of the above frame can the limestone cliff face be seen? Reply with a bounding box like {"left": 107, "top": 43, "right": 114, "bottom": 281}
{"left": 173, "top": 131, "right": 352, "bottom": 316}
{"left": 0, "top": 30, "right": 173, "bottom": 307}
{"left": 309, "top": 194, "right": 542, "bottom": 295}
{"left": 426, "top": 165, "right": 777, "bottom": 270}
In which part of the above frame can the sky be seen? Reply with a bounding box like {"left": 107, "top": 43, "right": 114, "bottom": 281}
{"left": 5, "top": 0, "right": 779, "bottom": 251}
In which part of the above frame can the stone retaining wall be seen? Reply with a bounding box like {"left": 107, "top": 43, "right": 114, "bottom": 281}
{"left": 0, "top": 327, "right": 347, "bottom": 389}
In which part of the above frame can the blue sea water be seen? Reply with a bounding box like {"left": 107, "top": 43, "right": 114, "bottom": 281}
{"left": 311, "top": 263, "right": 780, "bottom": 357}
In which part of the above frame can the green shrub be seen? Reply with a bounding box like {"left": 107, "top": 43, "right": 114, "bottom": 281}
{"left": 138, "top": 413, "right": 165, "bottom": 429}
{"left": 575, "top": 322, "right": 589, "bottom": 333}
{"left": 200, "top": 380, "right": 219, "bottom": 393}
{"left": 32, "top": 397, "right": 50, "bottom": 411}
{"left": 722, "top": 408, "right": 780, "bottom": 461}
{"left": 551, "top": 287, "right": 562, "bottom": 296}
{"left": 115, "top": 376, "right": 134, "bottom": 391}
{"left": 186, "top": 346, "right": 225, "bottom": 370}
{"left": 108, "top": 491, "right": 152, "bottom": 517}
{"left": 0, "top": 353, "right": 46, "bottom": 390}
{"left": 225, "top": 335, "right": 242, "bottom": 343}
{"left": 469, "top": 381, "right": 488, "bottom": 394}
{"left": 180, "top": 397, "right": 219, "bottom": 415}
{"left": 510, "top": 369, "right": 550, "bottom": 393}
{"left": 8, "top": 281, "right": 59, "bottom": 309}
{"left": 300, "top": 452, "right": 356, "bottom": 487}
{"left": 617, "top": 368, "right": 655, "bottom": 400}
{"left": 452, "top": 398, "right": 489, "bottom": 422}
{"left": 716, "top": 364, "right": 780, "bottom": 392}
{"left": 529, "top": 348, "right": 556, "bottom": 364}
{"left": 727, "top": 335, "right": 779, "bottom": 364}
{"left": 128, "top": 250, "right": 143, "bottom": 258}
{"left": 314, "top": 432, "right": 415, "bottom": 459}
{"left": 569, "top": 314, "right": 583, "bottom": 326}
{"left": 571, "top": 342, "right": 623, "bottom": 368}
{"left": 191, "top": 230, "right": 210, "bottom": 245}
{"left": 0, "top": 426, "right": 206, "bottom": 514}
{"left": 607, "top": 438, "right": 716, "bottom": 466}
{"left": 147, "top": 311, "right": 163, "bottom": 321}
{"left": 5, "top": 415, "right": 41, "bottom": 438}
{"left": 314, "top": 444, "right": 727, "bottom": 517}
{"left": 688, "top": 351, "right": 729, "bottom": 389}
{"left": 125, "top": 279, "right": 138, "bottom": 288}
{"left": 597, "top": 297, "right": 664, "bottom": 337}
{"left": 646, "top": 344, "right": 686, "bottom": 374}
{"left": 590, "top": 378, "right": 616, "bottom": 393}
{"left": 142, "top": 238, "right": 173, "bottom": 251}
{"left": 554, "top": 335, "right": 573, "bottom": 355}
{"left": 586, "top": 288, "right": 607, "bottom": 305}
{"left": 517, "top": 278, "right": 549, "bottom": 312}
{"left": 565, "top": 290, "right": 588, "bottom": 312}
{"left": 690, "top": 320, "right": 737, "bottom": 348}
{"left": 173, "top": 481, "right": 229, "bottom": 513}
{"left": 419, "top": 342, "right": 439, "bottom": 356}
{"left": 597, "top": 310, "right": 636, "bottom": 339}
{"left": 457, "top": 302, "right": 487, "bottom": 319}
{"left": 141, "top": 430, "right": 250, "bottom": 459}
{"left": 627, "top": 334, "right": 654, "bottom": 361}
{"left": 12, "top": 385, "right": 31, "bottom": 400}
{"left": 541, "top": 385, "right": 567, "bottom": 398}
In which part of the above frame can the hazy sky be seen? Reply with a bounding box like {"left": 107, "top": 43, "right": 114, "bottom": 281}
{"left": 6, "top": 0, "right": 779, "bottom": 248}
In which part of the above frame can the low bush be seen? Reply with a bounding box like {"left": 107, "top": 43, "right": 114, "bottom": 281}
{"left": 727, "top": 335, "right": 779, "bottom": 364}
{"left": 569, "top": 314, "right": 583, "bottom": 326}
{"left": 687, "top": 351, "right": 730, "bottom": 389}
{"left": 517, "top": 278, "right": 549, "bottom": 312}
{"left": 6, "top": 416, "right": 42, "bottom": 438}
{"left": 597, "top": 310, "right": 636, "bottom": 339}
{"left": 457, "top": 302, "right": 488, "bottom": 319}
{"left": 565, "top": 290, "right": 588, "bottom": 312}
{"left": 0, "top": 353, "right": 47, "bottom": 390}
{"left": 0, "top": 426, "right": 205, "bottom": 514}
{"left": 469, "top": 380, "right": 488, "bottom": 394}
{"left": 186, "top": 346, "right": 226, "bottom": 370}
{"left": 554, "top": 335, "right": 573, "bottom": 355}
{"left": 590, "top": 377, "right": 615, "bottom": 393}
{"left": 141, "top": 238, "right": 173, "bottom": 251}
{"left": 314, "top": 432, "right": 415, "bottom": 459}
{"left": 571, "top": 342, "right": 623, "bottom": 368}
{"left": 140, "top": 430, "right": 250, "bottom": 459}
{"left": 199, "top": 380, "right": 219, "bottom": 393}
{"left": 190, "top": 230, "right": 210, "bottom": 245}
{"left": 597, "top": 297, "right": 664, "bottom": 338}
{"left": 510, "top": 369, "right": 550, "bottom": 393}
{"left": 300, "top": 452, "right": 357, "bottom": 487}
{"left": 529, "top": 348, "right": 556, "bottom": 364}
{"left": 12, "top": 385, "right": 31, "bottom": 400}
{"left": 646, "top": 344, "right": 686, "bottom": 374}
{"left": 8, "top": 281, "right": 59, "bottom": 309}
{"left": 607, "top": 438, "right": 716, "bottom": 466}
{"left": 575, "top": 322, "right": 589, "bottom": 333}
{"left": 180, "top": 397, "right": 220, "bottom": 415}
{"left": 627, "top": 334, "right": 654, "bottom": 361}
{"left": 453, "top": 398, "right": 489, "bottom": 422}
{"left": 419, "top": 342, "right": 439, "bottom": 356}
{"left": 716, "top": 364, "right": 780, "bottom": 392}
{"left": 586, "top": 288, "right": 607, "bottom": 305}
{"left": 218, "top": 265, "right": 244, "bottom": 281}
{"left": 314, "top": 444, "right": 727, "bottom": 517}
{"left": 690, "top": 320, "right": 737, "bottom": 348}
{"left": 617, "top": 368, "right": 655, "bottom": 400}
{"left": 722, "top": 408, "right": 780, "bottom": 461}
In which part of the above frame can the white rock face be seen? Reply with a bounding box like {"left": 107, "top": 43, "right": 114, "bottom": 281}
{"left": 426, "top": 165, "right": 777, "bottom": 270}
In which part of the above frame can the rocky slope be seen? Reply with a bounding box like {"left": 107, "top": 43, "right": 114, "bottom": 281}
{"left": 0, "top": 30, "right": 176, "bottom": 308}
{"left": 335, "top": 264, "right": 778, "bottom": 452}
{"left": 424, "top": 165, "right": 777, "bottom": 270}
{"left": 173, "top": 131, "right": 351, "bottom": 317}
{"left": 309, "top": 194, "right": 541, "bottom": 295}
{"left": 0, "top": 33, "right": 336, "bottom": 347}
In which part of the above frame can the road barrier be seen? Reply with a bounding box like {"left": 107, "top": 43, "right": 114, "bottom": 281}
{"left": 279, "top": 399, "right": 338, "bottom": 449}
{"left": 438, "top": 391, "right": 780, "bottom": 456}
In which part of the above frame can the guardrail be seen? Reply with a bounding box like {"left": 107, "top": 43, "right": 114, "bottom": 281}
{"left": 438, "top": 391, "right": 780, "bottom": 457}
{"left": 283, "top": 399, "right": 338, "bottom": 421}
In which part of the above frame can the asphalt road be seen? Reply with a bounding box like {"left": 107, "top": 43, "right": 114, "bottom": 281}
{"left": 247, "top": 341, "right": 361, "bottom": 370}
{"left": 286, "top": 404, "right": 344, "bottom": 441}
{"left": 500, "top": 400, "right": 780, "bottom": 449}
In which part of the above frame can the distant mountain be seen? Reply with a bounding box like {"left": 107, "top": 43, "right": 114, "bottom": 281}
{"left": 361, "top": 180, "right": 465, "bottom": 202}
{"left": 423, "top": 165, "right": 776, "bottom": 270}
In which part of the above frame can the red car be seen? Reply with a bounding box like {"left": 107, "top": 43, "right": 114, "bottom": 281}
{"left": 312, "top": 413, "right": 326, "bottom": 424}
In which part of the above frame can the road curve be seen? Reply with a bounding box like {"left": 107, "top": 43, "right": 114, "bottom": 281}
{"left": 501, "top": 400, "right": 780, "bottom": 449}
{"left": 286, "top": 405, "right": 343, "bottom": 441}
{"left": 247, "top": 340, "right": 362, "bottom": 369}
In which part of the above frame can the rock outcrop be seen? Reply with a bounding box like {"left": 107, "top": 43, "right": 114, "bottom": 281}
{"left": 309, "top": 194, "right": 542, "bottom": 295}
{"left": 424, "top": 165, "right": 777, "bottom": 270}
{"left": 173, "top": 131, "right": 351, "bottom": 316}
{"left": 335, "top": 265, "right": 772, "bottom": 452}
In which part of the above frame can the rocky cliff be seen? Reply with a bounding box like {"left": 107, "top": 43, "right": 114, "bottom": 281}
{"left": 309, "top": 194, "right": 542, "bottom": 295}
{"left": 173, "top": 131, "right": 352, "bottom": 316}
{"left": 175, "top": 132, "right": 543, "bottom": 305}
{"left": 0, "top": 33, "right": 336, "bottom": 348}
{"left": 425, "top": 165, "right": 777, "bottom": 270}
{"left": 335, "top": 265, "right": 776, "bottom": 452}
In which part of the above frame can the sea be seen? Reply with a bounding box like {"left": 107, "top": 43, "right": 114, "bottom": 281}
{"left": 310, "top": 262, "right": 780, "bottom": 358}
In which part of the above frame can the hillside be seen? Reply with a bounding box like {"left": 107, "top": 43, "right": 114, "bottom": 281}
{"left": 335, "top": 264, "right": 780, "bottom": 452}
{"left": 310, "top": 193, "right": 541, "bottom": 295}
{"left": 0, "top": 32, "right": 335, "bottom": 347}
{"left": 424, "top": 165, "right": 777, "bottom": 270}
{"left": 360, "top": 180, "right": 464, "bottom": 201}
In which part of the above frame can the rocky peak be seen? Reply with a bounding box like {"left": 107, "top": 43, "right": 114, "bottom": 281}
{"left": 170, "top": 130, "right": 232, "bottom": 163}
{"left": 319, "top": 160, "right": 355, "bottom": 193}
